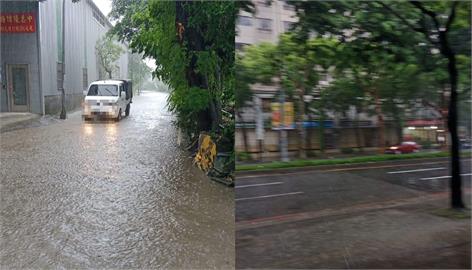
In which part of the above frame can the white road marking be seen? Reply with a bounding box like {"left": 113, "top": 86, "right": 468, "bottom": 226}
{"left": 236, "top": 182, "right": 283, "bottom": 189}
{"left": 420, "top": 173, "right": 472, "bottom": 180}
{"left": 236, "top": 192, "right": 304, "bottom": 201}
{"left": 387, "top": 167, "right": 446, "bottom": 174}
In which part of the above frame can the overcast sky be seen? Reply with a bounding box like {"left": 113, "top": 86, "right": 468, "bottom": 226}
{"left": 93, "top": 0, "right": 112, "bottom": 17}
{"left": 93, "top": 0, "right": 156, "bottom": 70}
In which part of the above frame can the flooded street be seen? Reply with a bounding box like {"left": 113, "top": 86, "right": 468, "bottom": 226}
{"left": 0, "top": 91, "right": 234, "bottom": 269}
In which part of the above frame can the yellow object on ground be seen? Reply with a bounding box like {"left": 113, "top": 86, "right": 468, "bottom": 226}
{"left": 194, "top": 133, "right": 217, "bottom": 172}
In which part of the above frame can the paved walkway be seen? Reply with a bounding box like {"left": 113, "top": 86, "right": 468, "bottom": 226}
{"left": 0, "top": 112, "right": 40, "bottom": 133}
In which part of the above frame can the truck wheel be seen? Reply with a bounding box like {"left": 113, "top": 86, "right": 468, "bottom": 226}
{"left": 115, "top": 109, "right": 122, "bottom": 122}
{"left": 125, "top": 104, "right": 130, "bottom": 116}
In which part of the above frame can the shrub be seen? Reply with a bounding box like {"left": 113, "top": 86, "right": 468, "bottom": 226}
{"left": 341, "top": 147, "right": 354, "bottom": 154}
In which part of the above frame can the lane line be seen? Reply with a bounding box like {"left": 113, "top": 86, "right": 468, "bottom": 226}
{"left": 236, "top": 189, "right": 472, "bottom": 231}
{"left": 387, "top": 167, "right": 446, "bottom": 174}
{"left": 236, "top": 182, "right": 283, "bottom": 189}
{"left": 238, "top": 159, "right": 472, "bottom": 180}
{"left": 420, "top": 173, "right": 472, "bottom": 180}
{"left": 236, "top": 192, "right": 304, "bottom": 201}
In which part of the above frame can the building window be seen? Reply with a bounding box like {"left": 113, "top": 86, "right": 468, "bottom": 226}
{"left": 283, "top": 21, "right": 294, "bottom": 32}
{"left": 281, "top": 0, "right": 295, "bottom": 11}
{"left": 237, "top": 15, "right": 252, "bottom": 26}
{"left": 236, "top": 42, "right": 250, "bottom": 51}
{"left": 257, "top": 0, "right": 270, "bottom": 7}
{"left": 257, "top": 18, "right": 272, "bottom": 32}
{"left": 92, "top": 9, "right": 106, "bottom": 27}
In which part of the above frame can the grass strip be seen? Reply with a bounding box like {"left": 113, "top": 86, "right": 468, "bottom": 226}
{"left": 236, "top": 151, "right": 471, "bottom": 172}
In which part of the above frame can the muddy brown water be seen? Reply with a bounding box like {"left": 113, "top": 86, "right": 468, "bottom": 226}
{"left": 0, "top": 91, "right": 234, "bottom": 269}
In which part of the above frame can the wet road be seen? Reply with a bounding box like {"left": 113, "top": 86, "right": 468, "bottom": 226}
{"left": 1, "top": 91, "right": 234, "bottom": 269}
{"left": 236, "top": 158, "right": 471, "bottom": 221}
{"left": 236, "top": 158, "right": 471, "bottom": 268}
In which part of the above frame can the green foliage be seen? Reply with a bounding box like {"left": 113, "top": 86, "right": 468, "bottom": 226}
{"left": 236, "top": 151, "right": 467, "bottom": 172}
{"left": 128, "top": 53, "right": 151, "bottom": 94}
{"left": 110, "top": 0, "right": 236, "bottom": 139}
{"left": 340, "top": 147, "right": 354, "bottom": 154}
{"left": 95, "top": 35, "right": 124, "bottom": 79}
{"left": 236, "top": 151, "right": 252, "bottom": 162}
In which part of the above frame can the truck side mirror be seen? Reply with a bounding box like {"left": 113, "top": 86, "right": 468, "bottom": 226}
{"left": 121, "top": 91, "right": 126, "bottom": 97}
{"left": 83, "top": 90, "right": 88, "bottom": 96}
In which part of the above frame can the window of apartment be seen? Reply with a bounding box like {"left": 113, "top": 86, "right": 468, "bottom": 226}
{"left": 281, "top": 0, "right": 295, "bottom": 11}
{"left": 92, "top": 9, "right": 106, "bottom": 27}
{"left": 236, "top": 42, "right": 250, "bottom": 51}
{"left": 237, "top": 15, "right": 252, "bottom": 26}
{"left": 257, "top": 18, "right": 272, "bottom": 32}
{"left": 257, "top": 0, "right": 270, "bottom": 7}
{"left": 283, "top": 21, "right": 294, "bottom": 32}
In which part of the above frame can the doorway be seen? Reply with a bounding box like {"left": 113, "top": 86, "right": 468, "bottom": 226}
{"left": 6, "top": 64, "right": 30, "bottom": 112}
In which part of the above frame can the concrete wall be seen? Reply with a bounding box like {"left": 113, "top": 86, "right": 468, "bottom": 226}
{"left": 0, "top": 1, "right": 41, "bottom": 114}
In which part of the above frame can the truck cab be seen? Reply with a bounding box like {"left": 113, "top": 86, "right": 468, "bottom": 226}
{"left": 82, "top": 80, "right": 132, "bottom": 121}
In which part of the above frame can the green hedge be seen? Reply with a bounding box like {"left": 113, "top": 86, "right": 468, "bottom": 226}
{"left": 236, "top": 151, "right": 470, "bottom": 172}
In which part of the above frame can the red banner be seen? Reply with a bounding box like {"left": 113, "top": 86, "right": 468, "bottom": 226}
{"left": 0, "top": 13, "right": 36, "bottom": 33}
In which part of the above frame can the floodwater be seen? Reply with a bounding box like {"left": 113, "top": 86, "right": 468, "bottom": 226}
{"left": 0, "top": 91, "right": 234, "bottom": 269}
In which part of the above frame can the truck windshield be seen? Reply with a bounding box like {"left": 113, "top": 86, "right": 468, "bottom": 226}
{"left": 87, "top": 84, "right": 118, "bottom": 96}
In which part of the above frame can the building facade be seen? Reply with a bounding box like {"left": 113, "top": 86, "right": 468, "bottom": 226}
{"left": 235, "top": 1, "right": 447, "bottom": 158}
{"left": 1, "top": 0, "right": 128, "bottom": 115}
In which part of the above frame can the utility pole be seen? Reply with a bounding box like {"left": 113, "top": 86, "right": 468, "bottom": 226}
{"left": 279, "top": 88, "right": 289, "bottom": 162}
{"left": 59, "top": 0, "right": 67, "bottom": 119}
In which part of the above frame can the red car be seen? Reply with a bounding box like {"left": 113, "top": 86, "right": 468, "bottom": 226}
{"left": 385, "top": 141, "right": 421, "bottom": 154}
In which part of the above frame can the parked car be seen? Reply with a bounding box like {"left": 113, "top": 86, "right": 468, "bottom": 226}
{"left": 460, "top": 139, "right": 472, "bottom": 150}
{"left": 385, "top": 141, "right": 421, "bottom": 154}
{"left": 82, "top": 79, "right": 132, "bottom": 121}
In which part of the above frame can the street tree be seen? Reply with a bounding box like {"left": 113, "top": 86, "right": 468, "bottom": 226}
{"left": 235, "top": 54, "right": 253, "bottom": 154}
{"left": 109, "top": 1, "right": 237, "bottom": 177}
{"left": 95, "top": 35, "right": 124, "bottom": 79}
{"left": 290, "top": 0, "right": 470, "bottom": 209}
{"left": 239, "top": 35, "right": 338, "bottom": 157}
{"left": 128, "top": 53, "right": 151, "bottom": 95}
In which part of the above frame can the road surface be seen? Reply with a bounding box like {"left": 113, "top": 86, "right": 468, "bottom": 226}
{"left": 1, "top": 91, "right": 234, "bottom": 269}
{"left": 236, "top": 158, "right": 471, "bottom": 269}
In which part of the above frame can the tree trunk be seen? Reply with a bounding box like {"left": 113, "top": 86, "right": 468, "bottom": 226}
{"left": 354, "top": 109, "right": 363, "bottom": 152}
{"left": 440, "top": 34, "right": 464, "bottom": 209}
{"left": 306, "top": 112, "right": 312, "bottom": 153}
{"left": 319, "top": 110, "right": 325, "bottom": 153}
{"left": 298, "top": 90, "right": 306, "bottom": 158}
{"left": 374, "top": 90, "right": 385, "bottom": 153}
{"left": 237, "top": 110, "right": 249, "bottom": 153}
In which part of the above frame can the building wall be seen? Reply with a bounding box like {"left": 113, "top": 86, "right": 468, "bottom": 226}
{"left": 36, "top": 0, "right": 129, "bottom": 115}
{"left": 0, "top": 1, "right": 41, "bottom": 114}
{"left": 236, "top": 0, "right": 297, "bottom": 46}
{"left": 40, "top": 0, "right": 129, "bottom": 114}
{"left": 236, "top": 126, "right": 399, "bottom": 154}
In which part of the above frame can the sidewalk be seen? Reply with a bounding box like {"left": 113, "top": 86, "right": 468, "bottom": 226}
{"left": 0, "top": 111, "right": 81, "bottom": 133}
{"left": 0, "top": 112, "right": 41, "bottom": 133}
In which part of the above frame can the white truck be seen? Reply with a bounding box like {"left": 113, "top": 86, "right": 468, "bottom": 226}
{"left": 82, "top": 80, "right": 132, "bottom": 121}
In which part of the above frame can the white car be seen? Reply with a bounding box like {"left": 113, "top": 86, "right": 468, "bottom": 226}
{"left": 82, "top": 80, "right": 132, "bottom": 121}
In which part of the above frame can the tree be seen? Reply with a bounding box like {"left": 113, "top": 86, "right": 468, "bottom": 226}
{"left": 239, "top": 35, "right": 338, "bottom": 158}
{"left": 128, "top": 53, "right": 151, "bottom": 95}
{"left": 109, "top": 1, "right": 237, "bottom": 176}
{"left": 95, "top": 35, "right": 124, "bottom": 79}
{"left": 290, "top": 0, "right": 471, "bottom": 209}
{"left": 235, "top": 54, "right": 253, "bottom": 154}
